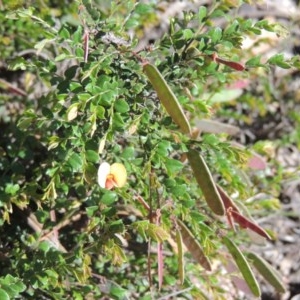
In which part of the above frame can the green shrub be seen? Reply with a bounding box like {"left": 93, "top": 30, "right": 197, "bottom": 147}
{"left": 1, "top": 1, "right": 297, "bottom": 298}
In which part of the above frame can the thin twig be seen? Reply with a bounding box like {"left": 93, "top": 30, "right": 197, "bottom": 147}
{"left": 26, "top": 212, "right": 67, "bottom": 252}
{"left": 157, "top": 287, "right": 193, "bottom": 300}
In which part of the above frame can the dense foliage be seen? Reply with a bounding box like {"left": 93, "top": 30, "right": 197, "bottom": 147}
{"left": 1, "top": 1, "right": 299, "bottom": 299}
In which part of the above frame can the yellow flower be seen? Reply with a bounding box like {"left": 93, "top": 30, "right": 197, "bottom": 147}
{"left": 97, "top": 162, "right": 127, "bottom": 190}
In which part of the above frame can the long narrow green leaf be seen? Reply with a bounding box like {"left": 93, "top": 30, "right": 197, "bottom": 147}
{"left": 187, "top": 149, "right": 225, "bottom": 215}
{"left": 177, "top": 219, "right": 211, "bottom": 271}
{"left": 143, "top": 62, "right": 191, "bottom": 135}
{"left": 248, "top": 252, "right": 286, "bottom": 293}
{"left": 176, "top": 228, "right": 185, "bottom": 284}
{"left": 223, "top": 236, "right": 261, "bottom": 297}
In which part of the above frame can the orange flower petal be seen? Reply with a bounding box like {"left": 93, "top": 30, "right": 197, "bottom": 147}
{"left": 105, "top": 176, "right": 116, "bottom": 190}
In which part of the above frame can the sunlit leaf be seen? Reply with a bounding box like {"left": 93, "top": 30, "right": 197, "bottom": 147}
{"left": 66, "top": 103, "right": 79, "bottom": 121}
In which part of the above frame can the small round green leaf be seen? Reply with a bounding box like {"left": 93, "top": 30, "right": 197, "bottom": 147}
{"left": 114, "top": 99, "right": 130, "bottom": 113}
{"left": 85, "top": 150, "right": 99, "bottom": 163}
{"left": 67, "top": 152, "right": 82, "bottom": 171}
{"left": 101, "top": 191, "right": 117, "bottom": 205}
{"left": 0, "top": 289, "right": 10, "bottom": 300}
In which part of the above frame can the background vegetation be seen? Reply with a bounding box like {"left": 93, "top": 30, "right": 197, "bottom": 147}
{"left": 1, "top": 0, "right": 300, "bottom": 299}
